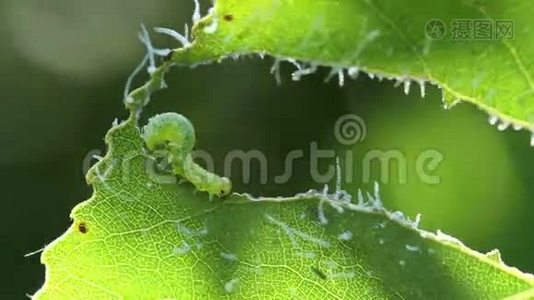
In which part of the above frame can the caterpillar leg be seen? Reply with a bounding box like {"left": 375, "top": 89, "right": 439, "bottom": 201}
{"left": 183, "top": 155, "right": 232, "bottom": 198}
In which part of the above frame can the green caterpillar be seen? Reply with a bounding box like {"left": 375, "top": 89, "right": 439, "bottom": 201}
{"left": 142, "top": 112, "right": 232, "bottom": 198}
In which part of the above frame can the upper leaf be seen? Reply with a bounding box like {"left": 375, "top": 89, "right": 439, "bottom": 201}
{"left": 174, "top": 0, "right": 534, "bottom": 133}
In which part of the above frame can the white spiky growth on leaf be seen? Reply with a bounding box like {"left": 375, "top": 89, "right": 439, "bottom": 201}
{"left": 291, "top": 63, "right": 318, "bottom": 81}
{"left": 324, "top": 67, "right": 345, "bottom": 87}
{"left": 287, "top": 181, "right": 423, "bottom": 231}
{"left": 139, "top": 24, "right": 158, "bottom": 74}
{"left": 270, "top": 59, "right": 282, "bottom": 85}
{"left": 153, "top": 27, "right": 191, "bottom": 47}
{"left": 184, "top": 24, "right": 190, "bottom": 41}
{"left": 403, "top": 80, "right": 411, "bottom": 95}
{"left": 124, "top": 53, "right": 149, "bottom": 103}
{"left": 213, "top": 51, "right": 534, "bottom": 147}
{"left": 192, "top": 0, "right": 201, "bottom": 23}
{"left": 240, "top": 155, "right": 421, "bottom": 231}
{"left": 147, "top": 0, "right": 203, "bottom": 52}
{"left": 443, "top": 99, "right": 461, "bottom": 110}
{"left": 486, "top": 113, "right": 534, "bottom": 145}
{"left": 417, "top": 80, "right": 426, "bottom": 98}
{"left": 488, "top": 115, "right": 499, "bottom": 125}
{"left": 286, "top": 58, "right": 301, "bottom": 71}
{"left": 24, "top": 245, "right": 47, "bottom": 258}
{"left": 347, "top": 67, "right": 360, "bottom": 79}
{"left": 337, "top": 69, "right": 345, "bottom": 87}
{"left": 497, "top": 121, "right": 510, "bottom": 131}
{"left": 203, "top": 7, "right": 218, "bottom": 34}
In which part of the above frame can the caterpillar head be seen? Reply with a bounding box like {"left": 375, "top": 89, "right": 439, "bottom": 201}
{"left": 142, "top": 113, "right": 195, "bottom": 155}
{"left": 217, "top": 177, "right": 232, "bottom": 198}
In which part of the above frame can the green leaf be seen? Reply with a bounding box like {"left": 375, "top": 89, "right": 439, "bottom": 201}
{"left": 34, "top": 116, "right": 534, "bottom": 299}
{"left": 173, "top": 0, "right": 534, "bottom": 133}
{"left": 33, "top": 1, "right": 534, "bottom": 298}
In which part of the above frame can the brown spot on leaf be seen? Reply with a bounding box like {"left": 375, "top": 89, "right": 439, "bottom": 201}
{"left": 224, "top": 14, "right": 234, "bottom": 22}
{"left": 77, "top": 222, "right": 88, "bottom": 234}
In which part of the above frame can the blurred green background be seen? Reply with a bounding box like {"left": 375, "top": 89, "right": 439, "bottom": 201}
{"left": 0, "top": 0, "right": 533, "bottom": 298}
